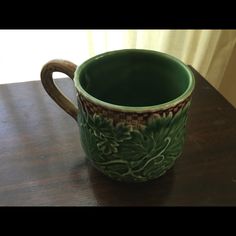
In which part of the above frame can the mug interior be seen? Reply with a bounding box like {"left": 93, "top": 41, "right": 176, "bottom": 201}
{"left": 77, "top": 50, "right": 191, "bottom": 107}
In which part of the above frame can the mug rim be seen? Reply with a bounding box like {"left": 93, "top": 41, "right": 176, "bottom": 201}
{"left": 74, "top": 49, "right": 195, "bottom": 112}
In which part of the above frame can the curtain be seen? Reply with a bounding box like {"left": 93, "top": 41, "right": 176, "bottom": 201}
{"left": 0, "top": 30, "right": 235, "bottom": 91}
{"left": 85, "top": 30, "right": 236, "bottom": 90}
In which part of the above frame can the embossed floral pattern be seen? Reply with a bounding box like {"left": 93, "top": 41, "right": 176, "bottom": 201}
{"left": 77, "top": 99, "right": 191, "bottom": 182}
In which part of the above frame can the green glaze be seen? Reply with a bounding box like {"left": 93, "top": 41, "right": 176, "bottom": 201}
{"left": 77, "top": 99, "right": 191, "bottom": 182}
{"left": 75, "top": 49, "right": 195, "bottom": 112}
{"left": 73, "top": 49, "right": 195, "bottom": 182}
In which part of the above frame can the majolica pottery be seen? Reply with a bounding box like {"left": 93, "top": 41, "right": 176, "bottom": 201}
{"left": 41, "top": 49, "right": 195, "bottom": 182}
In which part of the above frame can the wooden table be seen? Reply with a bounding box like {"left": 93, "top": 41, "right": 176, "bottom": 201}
{"left": 1, "top": 67, "right": 236, "bottom": 206}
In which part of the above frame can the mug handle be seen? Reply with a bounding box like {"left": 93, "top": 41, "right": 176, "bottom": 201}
{"left": 40, "top": 59, "right": 79, "bottom": 121}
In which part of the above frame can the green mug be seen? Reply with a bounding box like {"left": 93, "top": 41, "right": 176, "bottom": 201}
{"left": 41, "top": 49, "right": 195, "bottom": 182}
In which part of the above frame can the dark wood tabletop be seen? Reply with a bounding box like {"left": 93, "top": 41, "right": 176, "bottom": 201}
{"left": 1, "top": 66, "right": 236, "bottom": 206}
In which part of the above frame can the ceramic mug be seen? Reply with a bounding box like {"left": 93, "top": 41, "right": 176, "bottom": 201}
{"left": 41, "top": 49, "right": 195, "bottom": 182}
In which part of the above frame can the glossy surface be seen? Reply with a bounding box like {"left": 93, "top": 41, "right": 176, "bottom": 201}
{"left": 40, "top": 53, "right": 194, "bottom": 182}
{"left": 75, "top": 49, "right": 194, "bottom": 110}
{"left": 0, "top": 67, "right": 236, "bottom": 205}
{"left": 77, "top": 95, "right": 191, "bottom": 182}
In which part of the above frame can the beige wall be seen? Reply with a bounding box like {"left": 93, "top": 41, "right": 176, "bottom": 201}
{"left": 219, "top": 44, "right": 236, "bottom": 108}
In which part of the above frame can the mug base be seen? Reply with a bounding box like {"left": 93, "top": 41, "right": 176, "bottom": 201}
{"left": 88, "top": 158, "right": 177, "bottom": 183}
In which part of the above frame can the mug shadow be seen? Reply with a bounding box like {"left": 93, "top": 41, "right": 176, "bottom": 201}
{"left": 86, "top": 162, "right": 175, "bottom": 206}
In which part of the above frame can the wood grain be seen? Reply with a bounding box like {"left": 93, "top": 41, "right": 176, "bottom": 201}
{"left": 0, "top": 66, "right": 236, "bottom": 206}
